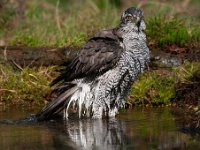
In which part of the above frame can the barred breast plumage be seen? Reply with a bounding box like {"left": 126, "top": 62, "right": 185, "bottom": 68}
{"left": 36, "top": 7, "right": 150, "bottom": 121}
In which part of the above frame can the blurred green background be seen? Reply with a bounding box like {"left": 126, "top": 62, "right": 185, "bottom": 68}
{"left": 0, "top": 0, "right": 200, "bottom": 47}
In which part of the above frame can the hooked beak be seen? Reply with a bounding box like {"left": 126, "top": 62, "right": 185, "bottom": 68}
{"left": 136, "top": 16, "right": 141, "bottom": 28}
{"left": 136, "top": 16, "right": 140, "bottom": 23}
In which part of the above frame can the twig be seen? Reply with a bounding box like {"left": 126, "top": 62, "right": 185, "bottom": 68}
{"left": 3, "top": 46, "right": 7, "bottom": 61}
{"left": 11, "top": 60, "right": 23, "bottom": 71}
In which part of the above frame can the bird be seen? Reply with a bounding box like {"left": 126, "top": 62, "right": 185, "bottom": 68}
{"left": 36, "top": 7, "right": 150, "bottom": 121}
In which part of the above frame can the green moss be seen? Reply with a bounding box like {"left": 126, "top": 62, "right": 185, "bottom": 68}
{"left": 0, "top": 64, "right": 53, "bottom": 105}
{"left": 130, "top": 71, "right": 176, "bottom": 105}
{"left": 130, "top": 62, "right": 200, "bottom": 106}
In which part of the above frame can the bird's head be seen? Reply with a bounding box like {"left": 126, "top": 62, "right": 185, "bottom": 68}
{"left": 120, "top": 7, "right": 145, "bottom": 32}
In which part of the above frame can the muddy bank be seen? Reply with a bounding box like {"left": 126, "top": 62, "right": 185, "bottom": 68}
{"left": 0, "top": 45, "right": 194, "bottom": 68}
{"left": 0, "top": 46, "right": 78, "bottom": 67}
{"left": 1, "top": 45, "right": 200, "bottom": 68}
{"left": 175, "top": 70, "right": 200, "bottom": 106}
{"left": 172, "top": 69, "right": 200, "bottom": 132}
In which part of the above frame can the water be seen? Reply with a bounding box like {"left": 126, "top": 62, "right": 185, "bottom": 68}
{"left": 0, "top": 106, "right": 200, "bottom": 150}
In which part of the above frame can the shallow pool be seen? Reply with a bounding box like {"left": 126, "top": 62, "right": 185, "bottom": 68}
{"left": 0, "top": 106, "right": 199, "bottom": 149}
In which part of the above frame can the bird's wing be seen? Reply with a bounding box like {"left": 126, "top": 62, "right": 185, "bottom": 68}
{"left": 51, "top": 29, "right": 123, "bottom": 85}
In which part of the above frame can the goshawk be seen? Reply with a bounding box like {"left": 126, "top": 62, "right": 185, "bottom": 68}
{"left": 36, "top": 7, "right": 150, "bottom": 120}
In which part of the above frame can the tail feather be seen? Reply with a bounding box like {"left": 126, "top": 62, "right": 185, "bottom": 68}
{"left": 36, "top": 85, "right": 78, "bottom": 121}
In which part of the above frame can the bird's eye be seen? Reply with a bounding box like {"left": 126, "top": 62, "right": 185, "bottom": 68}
{"left": 125, "top": 16, "right": 132, "bottom": 21}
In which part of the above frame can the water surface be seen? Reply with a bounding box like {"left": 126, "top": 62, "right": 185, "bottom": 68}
{"left": 0, "top": 106, "right": 200, "bottom": 150}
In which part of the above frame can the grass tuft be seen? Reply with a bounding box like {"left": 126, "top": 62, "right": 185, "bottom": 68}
{"left": 146, "top": 15, "right": 200, "bottom": 48}
{"left": 173, "top": 61, "right": 200, "bottom": 82}
{"left": 191, "top": 26, "right": 200, "bottom": 45}
{"left": 146, "top": 16, "right": 190, "bottom": 47}
{"left": 10, "top": 33, "right": 45, "bottom": 46}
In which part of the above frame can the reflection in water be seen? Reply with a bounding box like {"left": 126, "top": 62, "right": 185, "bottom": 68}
{"left": 1, "top": 107, "right": 200, "bottom": 149}
{"left": 59, "top": 108, "right": 198, "bottom": 150}
{"left": 63, "top": 119, "right": 127, "bottom": 150}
